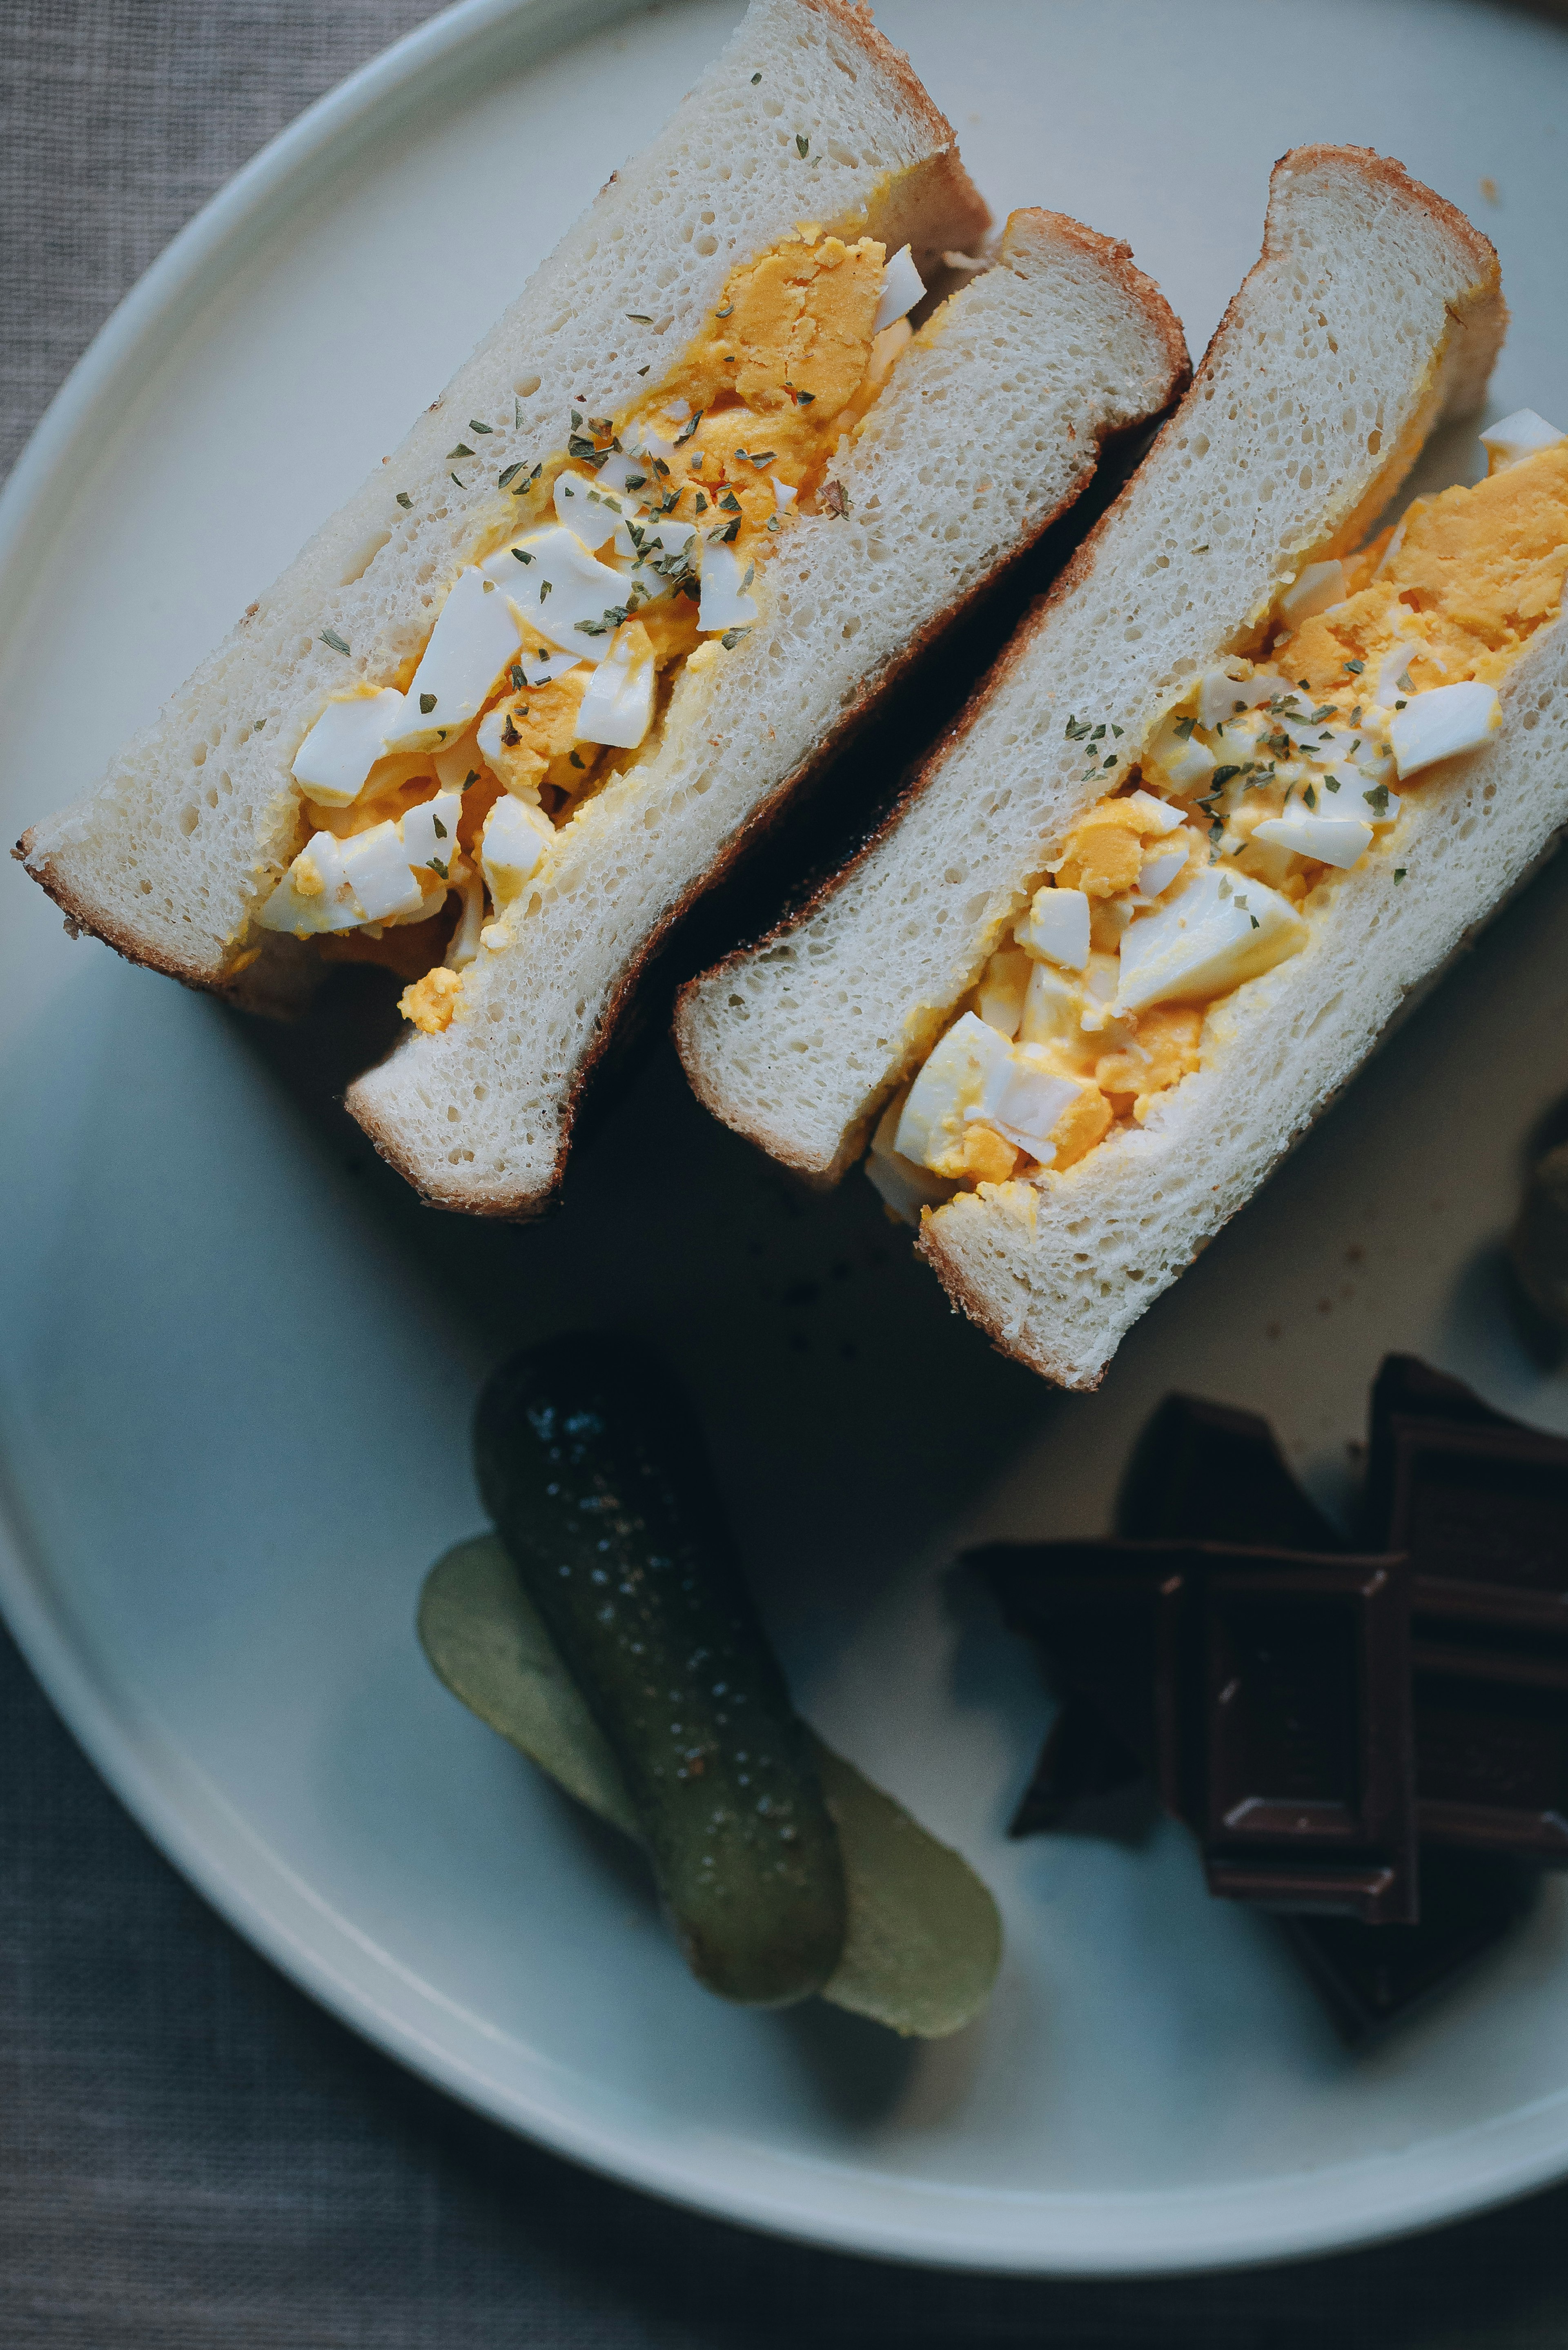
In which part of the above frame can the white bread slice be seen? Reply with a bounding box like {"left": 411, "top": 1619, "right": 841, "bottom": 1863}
{"left": 17, "top": 0, "right": 986, "bottom": 998}
{"left": 676, "top": 148, "right": 1514, "bottom": 1387}
{"left": 347, "top": 206, "right": 1185, "bottom": 1209}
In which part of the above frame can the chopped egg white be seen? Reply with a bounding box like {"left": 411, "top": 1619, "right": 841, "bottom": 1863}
{"left": 445, "top": 870, "right": 486, "bottom": 969}
{"left": 292, "top": 688, "right": 408, "bottom": 805}
{"left": 1018, "top": 961, "right": 1082, "bottom": 1047}
{"left": 1389, "top": 680, "right": 1501, "bottom": 780}
{"left": 1277, "top": 559, "right": 1347, "bottom": 628}
{"left": 256, "top": 831, "right": 357, "bottom": 935}
{"left": 1116, "top": 868, "right": 1307, "bottom": 1014}
{"left": 1016, "top": 883, "right": 1090, "bottom": 970}
{"left": 1251, "top": 809, "right": 1373, "bottom": 869}
{"left": 698, "top": 539, "right": 758, "bottom": 635}
{"left": 1123, "top": 788, "right": 1187, "bottom": 836}
{"left": 1143, "top": 716, "right": 1216, "bottom": 794}
{"left": 390, "top": 569, "right": 522, "bottom": 744}
{"left": 483, "top": 526, "right": 627, "bottom": 664}
{"left": 1480, "top": 409, "right": 1566, "bottom": 473}
{"left": 865, "top": 1092, "right": 957, "bottom": 1221}
{"left": 552, "top": 471, "right": 634, "bottom": 551}
{"left": 871, "top": 244, "right": 925, "bottom": 335}
{"left": 575, "top": 622, "right": 656, "bottom": 749}
{"left": 772, "top": 479, "right": 798, "bottom": 514}
{"left": 480, "top": 794, "right": 554, "bottom": 909}
{"left": 1194, "top": 669, "right": 1285, "bottom": 727}
{"left": 339, "top": 821, "right": 428, "bottom": 922}
{"left": 894, "top": 1012, "right": 1084, "bottom": 1174}
{"left": 1373, "top": 638, "right": 1425, "bottom": 710}
{"left": 1138, "top": 836, "right": 1192, "bottom": 898}
{"left": 399, "top": 789, "right": 463, "bottom": 871}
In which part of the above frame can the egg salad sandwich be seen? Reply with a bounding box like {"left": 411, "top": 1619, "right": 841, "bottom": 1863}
{"left": 15, "top": 0, "right": 1186, "bottom": 1216}
{"left": 675, "top": 147, "right": 1563, "bottom": 1389}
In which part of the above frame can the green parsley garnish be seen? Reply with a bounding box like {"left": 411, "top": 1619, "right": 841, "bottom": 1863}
{"left": 1394, "top": 867, "right": 1407, "bottom": 882}
{"left": 468, "top": 419, "right": 494, "bottom": 435}
{"left": 448, "top": 443, "right": 474, "bottom": 459}
{"left": 796, "top": 134, "right": 810, "bottom": 156}
{"left": 627, "top": 312, "right": 653, "bottom": 323}
{"left": 395, "top": 491, "right": 412, "bottom": 510}
{"left": 320, "top": 628, "right": 350, "bottom": 656}
{"left": 420, "top": 693, "right": 437, "bottom": 714}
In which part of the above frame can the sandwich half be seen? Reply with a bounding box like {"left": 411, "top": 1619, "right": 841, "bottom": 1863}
{"left": 16, "top": 0, "right": 1185, "bottom": 1216}
{"left": 675, "top": 148, "right": 1561, "bottom": 1389}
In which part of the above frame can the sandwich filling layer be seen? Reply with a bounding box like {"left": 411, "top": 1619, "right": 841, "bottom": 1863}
{"left": 251, "top": 229, "right": 931, "bottom": 1022}
{"left": 872, "top": 412, "right": 1568, "bottom": 1218}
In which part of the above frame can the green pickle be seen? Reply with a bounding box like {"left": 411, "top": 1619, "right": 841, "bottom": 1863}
{"left": 474, "top": 1337, "right": 848, "bottom": 2006}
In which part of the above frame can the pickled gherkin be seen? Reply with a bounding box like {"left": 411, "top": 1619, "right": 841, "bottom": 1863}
{"left": 474, "top": 1337, "right": 847, "bottom": 2006}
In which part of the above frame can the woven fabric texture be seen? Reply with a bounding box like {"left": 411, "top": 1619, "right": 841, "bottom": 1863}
{"left": 5, "top": 4, "right": 1568, "bottom": 2344}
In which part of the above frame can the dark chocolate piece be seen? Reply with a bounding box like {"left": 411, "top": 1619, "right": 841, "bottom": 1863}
{"left": 982, "top": 1541, "right": 1418, "bottom": 1922}
{"left": 1194, "top": 1555, "right": 1416, "bottom": 1922}
{"left": 1383, "top": 1417, "right": 1568, "bottom": 1605}
{"left": 1364, "top": 1354, "right": 1519, "bottom": 1548}
{"left": 1283, "top": 1848, "right": 1537, "bottom": 2042}
{"left": 1414, "top": 1628, "right": 1568, "bottom": 1861}
{"left": 1008, "top": 1699, "right": 1148, "bottom": 1840}
{"left": 1118, "top": 1393, "right": 1343, "bottom": 1552}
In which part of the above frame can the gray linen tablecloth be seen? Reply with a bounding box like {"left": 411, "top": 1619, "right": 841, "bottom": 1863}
{"left": 6, "top": 4, "right": 1568, "bottom": 2341}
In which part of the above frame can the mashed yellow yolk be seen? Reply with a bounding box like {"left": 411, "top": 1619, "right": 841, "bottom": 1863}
{"left": 400, "top": 964, "right": 463, "bottom": 1032}
{"left": 480, "top": 666, "right": 610, "bottom": 804}
{"left": 1056, "top": 801, "right": 1149, "bottom": 898}
{"left": 1283, "top": 443, "right": 1568, "bottom": 696}
{"left": 1091, "top": 1005, "right": 1204, "bottom": 1121}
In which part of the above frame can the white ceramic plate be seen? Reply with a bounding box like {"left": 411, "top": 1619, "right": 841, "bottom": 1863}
{"left": 4, "top": 0, "right": 1568, "bottom": 2278}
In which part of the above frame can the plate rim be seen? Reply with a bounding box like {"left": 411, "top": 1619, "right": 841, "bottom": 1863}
{"left": 4, "top": 0, "right": 1568, "bottom": 2275}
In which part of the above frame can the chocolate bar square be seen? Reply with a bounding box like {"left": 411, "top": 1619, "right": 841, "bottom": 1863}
{"left": 1413, "top": 1631, "right": 1568, "bottom": 1861}
{"left": 1119, "top": 1394, "right": 1344, "bottom": 1552}
{"left": 1198, "top": 1557, "right": 1417, "bottom": 1922}
{"left": 981, "top": 1541, "right": 1418, "bottom": 1921}
{"left": 1382, "top": 1419, "right": 1568, "bottom": 1603}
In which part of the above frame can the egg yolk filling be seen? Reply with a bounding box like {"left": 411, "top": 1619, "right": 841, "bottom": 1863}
{"left": 872, "top": 413, "right": 1568, "bottom": 1220}
{"left": 253, "top": 229, "right": 928, "bottom": 1026}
